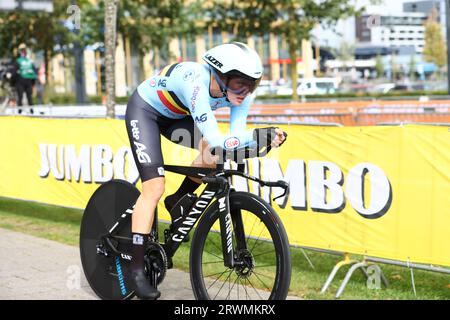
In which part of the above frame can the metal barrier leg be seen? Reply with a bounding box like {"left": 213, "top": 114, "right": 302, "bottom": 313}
{"left": 300, "top": 248, "right": 315, "bottom": 270}
{"left": 335, "top": 261, "right": 369, "bottom": 298}
{"left": 360, "top": 266, "right": 369, "bottom": 279}
{"left": 321, "top": 253, "right": 357, "bottom": 293}
{"left": 369, "top": 263, "right": 389, "bottom": 288}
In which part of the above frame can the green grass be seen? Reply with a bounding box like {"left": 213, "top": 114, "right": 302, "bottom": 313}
{"left": 1, "top": 196, "right": 449, "bottom": 300}
{"left": 0, "top": 198, "right": 82, "bottom": 246}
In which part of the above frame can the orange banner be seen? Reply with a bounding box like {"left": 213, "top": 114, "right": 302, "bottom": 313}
{"left": 214, "top": 100, "right": 450, "bottom": 125}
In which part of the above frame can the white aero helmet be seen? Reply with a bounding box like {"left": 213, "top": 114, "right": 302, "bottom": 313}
{"left": 202, "top": 42, "right": 263, "bottom": 93}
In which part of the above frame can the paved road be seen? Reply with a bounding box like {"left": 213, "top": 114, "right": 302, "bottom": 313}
{"left": 0, "top": 228, "right": 299, "bottom": 300}
{"left": 0, "top": 228, "right": 196, "bottom": 300}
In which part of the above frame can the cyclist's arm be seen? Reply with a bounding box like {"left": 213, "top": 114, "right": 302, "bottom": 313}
{"left": 181, "top": 84, "right": 254, "bottom": 150}
{"left": 229, "top": 97, "right": 254, "bottom": 143}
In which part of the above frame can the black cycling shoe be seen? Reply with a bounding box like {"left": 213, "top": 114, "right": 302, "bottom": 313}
{"left": 164, "top": 194, "right": 179, "bottom": 215}
{"left": 131, "top": 270, "right": 161, "bottom": 300}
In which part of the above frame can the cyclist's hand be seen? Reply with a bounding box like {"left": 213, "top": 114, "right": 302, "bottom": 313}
{"left": 271, "top": 128, "right": 287, "bottom": 148}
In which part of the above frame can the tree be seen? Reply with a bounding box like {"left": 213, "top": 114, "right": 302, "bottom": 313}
{"left": 104, "top": 0, "right": 118, "bottom": 118}
{"left": 423, "top": 7, "right": 447, "bottom": 75}
{"left": 391, "top": 51, "right": 399, "bottom": 81}
{"left": 205, "top": 0, "right": 362, "bottom": 101}
{"left": 375, "top": 54, "right": 384, "bottom": 78}
{"left": 81, "top": 1, "right": 202, "bottom": 63}
{"left": 0, "top": 0, "right": 81, "bottom": 82}
{"left": 408, "top": 55, "right": 416, "bottom": 80}
{"left": 332, "top": 41, "right": 355, "bottom": 63}
{"left": 81, "top": 0, "right": 203, "bottom": 116}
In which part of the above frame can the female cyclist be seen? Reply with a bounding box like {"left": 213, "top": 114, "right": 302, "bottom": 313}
{"left": 125, "top": 42, "right": 286, "bottom": 299}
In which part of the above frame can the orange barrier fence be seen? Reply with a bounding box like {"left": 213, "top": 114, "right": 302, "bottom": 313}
{"left": 215, "top": 100, "right": 450, "bottom": 125}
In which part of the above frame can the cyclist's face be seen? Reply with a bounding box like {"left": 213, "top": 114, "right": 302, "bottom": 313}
{"left": 226, "top": 77, "right": 256, "bottom": 105}
{"left": 227, "top": 77, "right": 256, "bottom": 96}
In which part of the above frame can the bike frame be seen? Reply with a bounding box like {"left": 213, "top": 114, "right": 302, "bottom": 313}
{"left": 103, "top": 163, "right": 235, "bottom": 267}
{"left": 102, "top": 162, "right": 287, "bottom": 269}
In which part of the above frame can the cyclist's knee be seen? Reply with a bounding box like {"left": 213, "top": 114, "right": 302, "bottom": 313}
{"left": 141, "top": 177, "right": 165, "bottom": 202}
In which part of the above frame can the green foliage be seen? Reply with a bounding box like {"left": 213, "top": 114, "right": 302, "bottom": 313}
{"left": 0, "top": 197, "right": 82, "bottom": 226}
{"left": 0, "top": 0, "right": 79, "bottom": 58}
{"left": 375, "top": 54, "right": 384, "bottom": 78}
{"left": 1, "top": 196, "right": 449, "bottom": 300}
{"left": 409, "top": 55, "right": 416, "bottom": 80}
{"left": 79, "top": 0, "right": 203, "bottom": 57}
{"left": 332, "top": 41, "right": 356, "bottom": 63}
{"left": 423, "top": 8, "right": 447, "bottom": 69}
{"left": 0, "top": 1, "right": 203, "bottom": 59}
{"left": 205, "top": 1, "right": 363, "bottom": 101}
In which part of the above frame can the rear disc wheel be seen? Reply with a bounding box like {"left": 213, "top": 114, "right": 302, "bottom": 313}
{"left": 80, "top": 179, "right": 140, "bottom": 300}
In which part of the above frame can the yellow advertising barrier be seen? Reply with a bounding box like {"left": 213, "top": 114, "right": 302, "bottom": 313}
{"left": 0, "top": 117, "right": 449, "bottom": 267}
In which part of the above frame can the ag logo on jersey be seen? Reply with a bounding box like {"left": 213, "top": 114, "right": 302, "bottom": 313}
{"left": 158, "top": 79, "right": 167, "bottom": 87}
{"left": 194, "top": 113, "right": 207, "bottom": 123}
{"left": 133, "top": 141, "right": 151, "bottom": 164}
{"left": 224, "top": 137, "right": 240, "bottom": 149}
{"left": 149, "top": 78, "right": 166, "bottom": 87}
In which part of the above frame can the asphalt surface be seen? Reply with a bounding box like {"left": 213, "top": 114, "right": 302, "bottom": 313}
{"left": 0, "top": 228, "right": 196, "bottom": 300}
{"left": 0, "top": 228, "right": 299, "bottom": 300}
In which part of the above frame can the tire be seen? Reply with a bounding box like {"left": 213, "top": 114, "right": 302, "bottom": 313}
{"left": 80, "top": 179, "right": 140, "bottom": 300}
{"left": 190, "top": 192, "right": 291, "bottom": 300}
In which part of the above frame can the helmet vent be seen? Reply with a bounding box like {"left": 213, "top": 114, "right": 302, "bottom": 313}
{"left": 231, "top": 42, "right": 249, "bottom": 52}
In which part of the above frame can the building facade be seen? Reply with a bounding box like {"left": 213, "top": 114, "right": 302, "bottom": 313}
{"left": 403, "top": 0, "right": 447, "bottom": 41}
{"left": 80, "top": 30, "right": 316, "bottom": 97}
{"left": 356, "top": 13, "right": 427, "bottom": 54}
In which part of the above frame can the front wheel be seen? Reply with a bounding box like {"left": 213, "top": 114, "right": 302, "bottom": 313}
{"left": 190, "top": 192, "right": 291, "bottom": 300}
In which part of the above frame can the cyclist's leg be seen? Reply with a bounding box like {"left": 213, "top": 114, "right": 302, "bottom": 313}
{"left": 125, "top": 91, "right": 169, "bottom": 299}
{"left": 162, "top": 117, "right": 217, "bottom": 211}
{"left": 125, "top": 91, "right": 167, "bottom": 233}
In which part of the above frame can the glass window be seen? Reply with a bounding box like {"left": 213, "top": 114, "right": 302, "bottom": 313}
{"left": 316, "top": 82, "right": 334, "bottom": 90}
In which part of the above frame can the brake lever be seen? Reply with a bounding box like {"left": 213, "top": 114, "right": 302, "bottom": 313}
{"left": 273, "top": 187, "right": 289, "bottom": 202}
{"left": 259, "top": 180, "right": 289, "bottom": 201}
{"left": 273, "top": 180, "right": 289, "bottom": 201}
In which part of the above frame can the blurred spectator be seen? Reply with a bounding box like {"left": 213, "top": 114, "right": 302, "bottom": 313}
{"left": 14, "top": 43, "right": 37, "bottom": 114}
{"left": 0, "top": 59, "right": 17, "bottom": 107}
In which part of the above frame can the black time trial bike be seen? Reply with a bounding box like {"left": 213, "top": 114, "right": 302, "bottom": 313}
{"left": 80, "top": 133, "right": 291, "bottom": 300}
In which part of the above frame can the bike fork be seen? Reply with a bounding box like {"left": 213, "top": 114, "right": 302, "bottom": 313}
{"left": 218, "top": 193, "right": 235, "bottom": 268}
